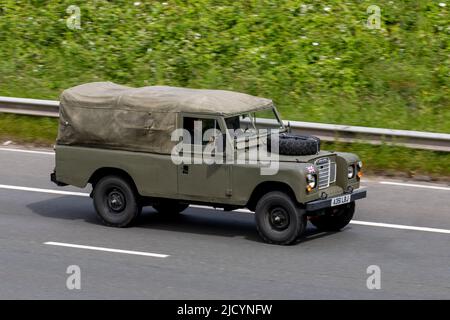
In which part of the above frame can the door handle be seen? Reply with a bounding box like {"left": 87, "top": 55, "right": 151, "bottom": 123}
{"left": 182, "top": 165, "right": 189, "bottom": 174}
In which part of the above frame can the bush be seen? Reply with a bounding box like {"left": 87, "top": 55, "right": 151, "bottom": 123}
{"left": 0, "top": 0, "right": 448, "bottom": 132}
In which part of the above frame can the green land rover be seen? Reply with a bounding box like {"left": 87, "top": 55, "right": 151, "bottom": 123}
{"left": 51, "top": 82, "right": 367, "bottom": 245}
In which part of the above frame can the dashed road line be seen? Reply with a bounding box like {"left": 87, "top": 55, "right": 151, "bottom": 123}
{"left": 44, "top": 241, "right": 169, "bottom": 258}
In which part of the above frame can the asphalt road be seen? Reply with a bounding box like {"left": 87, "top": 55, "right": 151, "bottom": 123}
{"left": 0, "top": 147, "right": 449, "bottom": 299}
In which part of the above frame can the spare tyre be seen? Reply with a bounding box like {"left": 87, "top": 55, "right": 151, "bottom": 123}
{"left": 270, "top": 134, "right": 320, "bottom": 156}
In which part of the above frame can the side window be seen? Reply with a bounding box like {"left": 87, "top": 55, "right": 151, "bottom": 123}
{"left": 225, "top": 116, "right": 240, "bottom": 130}
{"left": 183, "top": 117, "right": 219, "bottom": 146}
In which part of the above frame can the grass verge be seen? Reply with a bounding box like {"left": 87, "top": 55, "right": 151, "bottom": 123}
{"left": 322, "top": 142, "right": 450, "bottom": 179}
{"left": 0, "top": 114, "right": 58, "bottom": 146}
{"left": 0, "top": 114, "right": 448, "bottom": 178}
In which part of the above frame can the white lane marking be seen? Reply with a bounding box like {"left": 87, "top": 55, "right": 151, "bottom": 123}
{"left": 0, "top": 147, "right": 54, "bottom": 155}
{"left": 379, "top": 181, "right": 450, "bottom": 191}
{"left": 191, "top": 205, "right": 450, "bottom": 235}
{"left": 1, "top": 184, "right": 449, "bottom": 236}
{"left": 44, "top": 242, "right": 169, "bottom": 258}
{"left": 0, "top": 184, "right": 89, "bottom": 197}
{"left": 350, "top": 220, "right": 450, "bottom": 234}
{"left": 191, "top": 204, "right": 252, "bottom": 213}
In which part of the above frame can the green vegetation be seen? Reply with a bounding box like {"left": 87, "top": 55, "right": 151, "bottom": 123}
{"left": 323, "top": 142, "right": 450, "bottom": 177}
{"left": 0, "top": 114, "right": 57, "bottom": 146}
{"left": 0, "top": 0, "right": 448, "bottom": 132}
{"left": 0, "top": 1, "right": 448, "bottom": 176}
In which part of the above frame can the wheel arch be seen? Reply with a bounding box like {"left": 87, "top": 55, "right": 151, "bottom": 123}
{"left": 88, "top": 167, "right": 140, "bottom": 195}
{"left": 246, "top": 181, "right": 298, "bottom": 212}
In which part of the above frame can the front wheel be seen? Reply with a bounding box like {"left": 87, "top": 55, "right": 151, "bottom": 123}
{"left": 310, "top": 202, "right": 355, "bottom": 231}
{"left": 92, "top": 175, "right": 141, "bottom": 227}
{"left": 255, "top": 191, "right": 306, "bottom": 245}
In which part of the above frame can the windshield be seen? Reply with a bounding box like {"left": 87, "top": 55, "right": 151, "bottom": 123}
{"left": 225, "top": 107, "right": 284, "bottom": 139}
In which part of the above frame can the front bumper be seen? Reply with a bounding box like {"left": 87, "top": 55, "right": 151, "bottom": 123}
{"left": 305, "top": 188, "right": 367, "bottom": 212}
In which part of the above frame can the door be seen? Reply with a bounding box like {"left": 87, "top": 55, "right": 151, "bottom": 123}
{"left": 177, "top": 115, "right": 231, "bottom": 200}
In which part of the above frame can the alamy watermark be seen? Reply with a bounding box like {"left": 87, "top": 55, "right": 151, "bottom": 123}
{"left": 66, "top": 5, "right": 81, "bottom": 30}
{"left": 366, "top": 5, "right": 381, "bottom": 30}
{"left": 66, "top": 265, "right": 81, "bottom": 290}
{"left": 170, "top": 123, "right": 280, "bottom": 176}
{"left": 366, "top": 265, "right": 381, "bottom": 290}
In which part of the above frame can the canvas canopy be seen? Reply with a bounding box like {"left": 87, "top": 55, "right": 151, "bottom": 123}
{"left": 57, "top": 82, "right": 273, "bottom": 154}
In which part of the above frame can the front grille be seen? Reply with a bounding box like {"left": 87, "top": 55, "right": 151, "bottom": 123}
{"left": 315, "top": 157, "right": 336, "bottom": 189}
{"left": 330, "top": 160, "right": 337, "bottom": 183}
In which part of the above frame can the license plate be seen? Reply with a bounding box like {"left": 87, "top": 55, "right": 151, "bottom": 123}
{"left": 331, "top": 194, "right": 351, "bottom": 207}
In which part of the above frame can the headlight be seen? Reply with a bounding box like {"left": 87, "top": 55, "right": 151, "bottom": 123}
{"left": 306, "top": 173, "right": 316, "bottom": 191}
{"left": 357, "top": 161, "right": 363, "bottom": 169}
{"left": 347, "top": 165, "right": 355, "bottom": 179}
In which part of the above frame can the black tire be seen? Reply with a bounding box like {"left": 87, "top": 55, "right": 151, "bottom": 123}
{"left": 255, "top": 191, "right": 306, "bottom": 245}
{"left": 310, "top": 202, "right": 355, "bottom": 231}
{"left": 153, "top": 201, "right": 189, "bottom": 216}
{"left": 92, "top": 175, "right": 141, "bottom": 227}
{"left": 274, "top": 134, "right": 320, "bottom": 156}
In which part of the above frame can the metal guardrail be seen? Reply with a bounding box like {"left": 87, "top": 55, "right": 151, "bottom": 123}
{"left": 254, "top": 118, "right": 450, "bottom": 152}
{"left": 0, "top": 96, "right": 59, "bottom": 118}
{"left": 0, "top": 96, "right": 449, "bottom": 152}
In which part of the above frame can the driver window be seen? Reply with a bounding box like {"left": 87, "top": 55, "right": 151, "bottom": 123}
{"left": 183, "top": 117, "right": 219, "bottom": 146}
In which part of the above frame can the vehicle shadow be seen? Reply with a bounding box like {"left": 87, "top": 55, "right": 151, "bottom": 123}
{"left": 27, "top": 195, "right": 99, "bottom": 224}
{"left": 27, "top": 196, "right": 338, "bottom": 244}
{"left": 138, "top": 207, "right": 261, "bottom": 241}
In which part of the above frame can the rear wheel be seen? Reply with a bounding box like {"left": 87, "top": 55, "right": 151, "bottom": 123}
{"left": 93, "top": 175, "right": 141, "bottom": 227}
{"left": 255, "top": 191, "right": 306, "bottom": 245}
{"left": 153, "top": 201, "right": 189, "bottom": 216}
{"left": 310, "top": 202, "right": 355, "bottom": 231}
